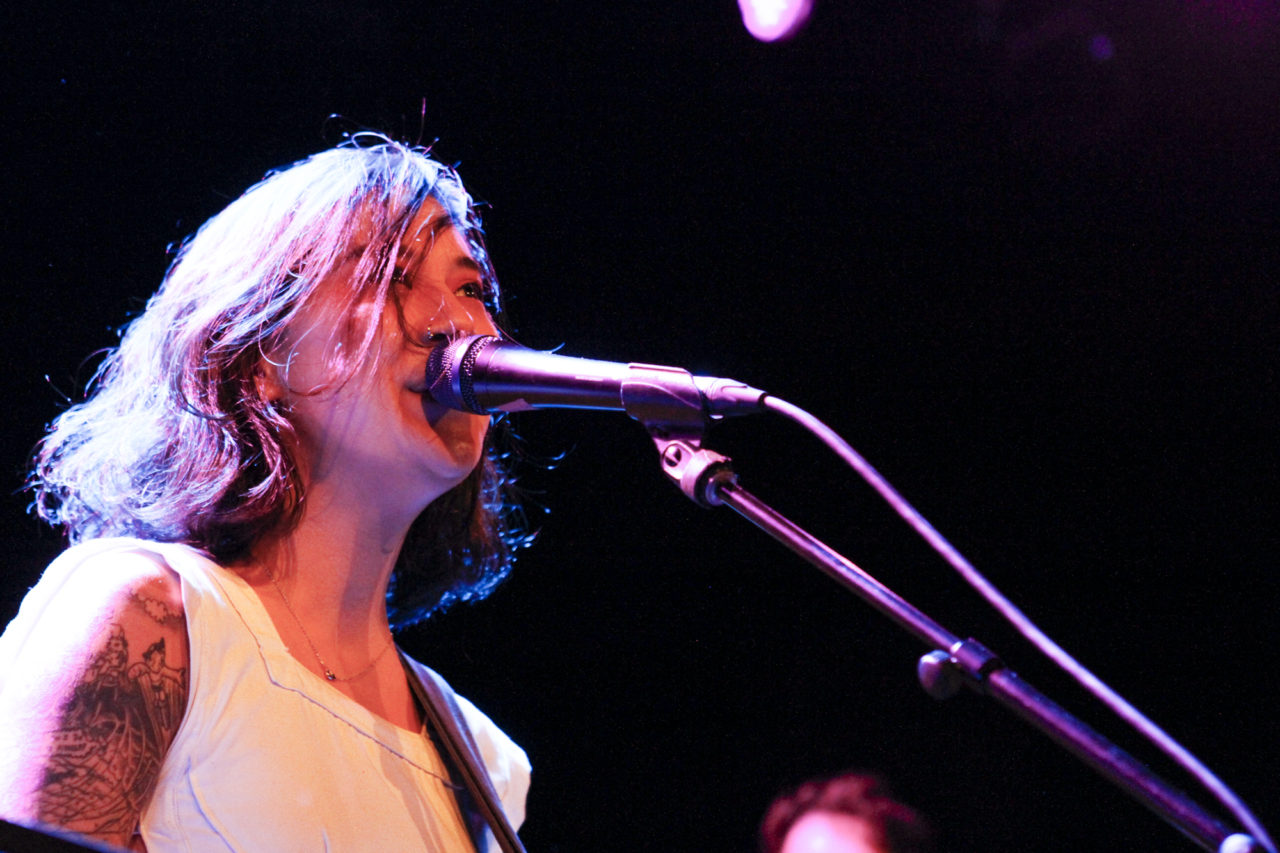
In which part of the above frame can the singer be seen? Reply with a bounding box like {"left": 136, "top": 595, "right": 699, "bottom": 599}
{"left": 0, "top": 138, "right": 532, "bottom": 851}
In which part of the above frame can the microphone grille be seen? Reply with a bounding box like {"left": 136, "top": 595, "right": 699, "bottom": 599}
{"left": 424, "top": 334, "right": 497, "bottom": 414}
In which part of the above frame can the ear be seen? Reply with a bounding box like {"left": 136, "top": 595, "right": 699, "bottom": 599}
{"left": 254, "top": 358, "right": 287, "bottom": 403}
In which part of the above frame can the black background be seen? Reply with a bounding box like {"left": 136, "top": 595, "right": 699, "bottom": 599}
{"left": 2, "top": 2, "right": 1277, "bottom": 851}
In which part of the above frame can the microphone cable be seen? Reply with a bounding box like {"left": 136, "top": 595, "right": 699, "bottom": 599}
{"left": 761, "top": 393, "right": 1275, "bottom": 853}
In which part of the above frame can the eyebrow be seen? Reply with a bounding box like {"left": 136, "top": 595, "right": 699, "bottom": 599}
{"left": 343, "top": 214, "right": 484, "bottom": 280}
{"left": 401, "top": 212, "right": 458, "bottom": 251}
{"left": 400, "top": 216, "right": 485, "bottom": 275}
{"left": 452, "top": 255, "right": 483, "bottom": 274}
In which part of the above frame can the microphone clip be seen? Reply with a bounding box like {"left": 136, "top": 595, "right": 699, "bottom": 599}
{"left": 620, "top": 363, "right": 711, "bottom": 441}
{"left": 652, "top": 437, "right": 737, "bottom": 509}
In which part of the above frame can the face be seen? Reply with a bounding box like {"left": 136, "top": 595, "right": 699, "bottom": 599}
{"left": 267, "top": 200, "right": 499, "bottom": 517}
{"left": 780, "top": 811, "right": 886, "bottom": 853}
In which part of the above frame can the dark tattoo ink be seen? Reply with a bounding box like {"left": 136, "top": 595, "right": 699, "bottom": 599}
{"left": 132, "top": 590, "right": 180, "bottom": 626}
{"left": 38, "top": 599, "right": 188, "bottom": 839}
{"left": 128, "top": 638, "right": 186, "bottom": 745}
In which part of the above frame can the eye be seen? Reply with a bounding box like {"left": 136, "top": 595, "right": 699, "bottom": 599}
{"left": 456, "top": 281, "right": 488, "bottom": 301}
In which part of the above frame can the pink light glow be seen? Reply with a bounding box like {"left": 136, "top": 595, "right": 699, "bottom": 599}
{"left": 738, "top": 0, "right": 813, "bottom": 43}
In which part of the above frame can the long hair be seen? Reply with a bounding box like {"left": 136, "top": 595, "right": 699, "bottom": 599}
{"left": 29, "top": 137, "right": 529, "bottom": 628}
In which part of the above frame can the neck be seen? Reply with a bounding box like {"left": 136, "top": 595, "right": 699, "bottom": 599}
{"left": 251, "top": 476, "right": 426, "bottom": 636}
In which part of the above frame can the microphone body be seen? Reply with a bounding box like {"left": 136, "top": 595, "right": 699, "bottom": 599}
{"left": 424, "top": 335, "right": 767, "bottom": 426}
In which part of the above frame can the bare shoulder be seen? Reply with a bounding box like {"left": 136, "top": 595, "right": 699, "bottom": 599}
{"left": 0, "top": 547, "right": 189, "bottom": 848}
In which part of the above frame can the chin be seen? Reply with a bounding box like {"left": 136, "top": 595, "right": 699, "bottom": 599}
{"left": 443, "top": 449, "right": 484, "bottom": 483}
{"left": 431, "top": 428, "right": 486, "bottom": 476}
{"left": 444, "top": 419, "right": 489, "bottom": 462}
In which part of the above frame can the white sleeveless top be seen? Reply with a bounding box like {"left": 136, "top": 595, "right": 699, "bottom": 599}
{"left": 2, "top": 538, "right": 530, "bottom": 852}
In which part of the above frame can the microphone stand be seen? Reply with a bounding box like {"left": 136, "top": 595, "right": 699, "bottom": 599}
{"left": 645, "top": 426, "right": 1262, "bottom": 853}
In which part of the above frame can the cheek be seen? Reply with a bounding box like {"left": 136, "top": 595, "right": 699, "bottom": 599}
{"left": 276, "top": 299, "right": 388, "bottom": 396}
{"left": 474, "top": 308, "right": 500, "bottom": 337}
{"left": 399, "top": 287, "right": 500, "bottom": 340}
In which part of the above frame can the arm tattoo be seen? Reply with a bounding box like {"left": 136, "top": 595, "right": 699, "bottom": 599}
{"left": 133, "top": 589, "right": 180, "bottom": 626}
{"left": 38, "top": 595, "right": 188, "bottom": 838}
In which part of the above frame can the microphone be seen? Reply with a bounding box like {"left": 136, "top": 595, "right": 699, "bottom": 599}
{"left": 424, "top": 335, "right": 768, "bottom": 425}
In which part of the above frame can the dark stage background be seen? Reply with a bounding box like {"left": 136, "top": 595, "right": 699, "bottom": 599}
{"left": 2, "top": 2, "right": 1277, "bottom": 851}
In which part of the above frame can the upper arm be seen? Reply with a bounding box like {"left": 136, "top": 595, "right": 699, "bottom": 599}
{"left": 0, "top": 549, "right": 188, "bottom": 849}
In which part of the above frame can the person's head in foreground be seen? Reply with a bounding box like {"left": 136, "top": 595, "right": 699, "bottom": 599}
{"left": 761, "top": 772, "right": 933, "bottom": 853}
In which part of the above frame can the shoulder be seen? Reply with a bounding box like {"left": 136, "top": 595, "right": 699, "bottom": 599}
{"left": 404, "top": 656, "right": 531, "bottom": 828}
{"left": 0, "top": 540, "right": 190, "bottom": 840}
{"left": 453, "top": 689, "right": 532, "bottom": 826}
{"left": 26, "top": 541, "right": 187, "bottom": 646}
{"left": 1, "top": 538, "right": 190, "bottom": 716}
{"left": 451, "top": 691, "right": 531, "bottom": 781}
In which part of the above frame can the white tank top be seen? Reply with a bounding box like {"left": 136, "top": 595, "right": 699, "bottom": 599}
{"left": 5, "top": 538, "right": 530, "bottom": 852}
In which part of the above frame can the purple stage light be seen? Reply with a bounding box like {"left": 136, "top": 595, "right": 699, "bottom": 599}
{"left": 1088, "top": 33, "right": 1115, "bottom": 61}
{"left": 738, "top": 0, "right": 813, "bottom": 42}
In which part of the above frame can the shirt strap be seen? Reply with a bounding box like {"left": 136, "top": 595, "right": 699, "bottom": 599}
{"left": 399, "top": 651, "right": 527, "bottom": 853}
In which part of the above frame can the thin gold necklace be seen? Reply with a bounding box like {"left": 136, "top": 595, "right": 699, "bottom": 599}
{"left": 266, "top": 569, "right": 396, "bottom": 682}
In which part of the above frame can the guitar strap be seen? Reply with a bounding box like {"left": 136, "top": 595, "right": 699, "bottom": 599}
{"left": 399, "top": 651, "right": 527, "bottom": 853}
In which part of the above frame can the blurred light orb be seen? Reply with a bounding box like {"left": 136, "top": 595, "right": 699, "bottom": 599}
{"left": 1088, "top": 33, "right": 1116, "bottom": 61}
{"left": 738, "top": 0, "right": 813, "bottom": 42}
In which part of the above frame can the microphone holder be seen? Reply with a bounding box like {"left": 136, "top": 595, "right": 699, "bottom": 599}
{"left": 644, "top": 426, "right": 1262, "bottom": 853}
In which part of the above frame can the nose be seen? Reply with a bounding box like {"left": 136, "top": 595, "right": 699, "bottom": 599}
{"left": 416, "top": 287, "right": 499, "bottom": 344}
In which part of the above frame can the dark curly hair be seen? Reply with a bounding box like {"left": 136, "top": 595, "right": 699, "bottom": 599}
{"left": 761, "top": 772, "right": 933, "bottom": 853}
{"left": 29, "top": 137, "right": 530, "bottom": 628}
